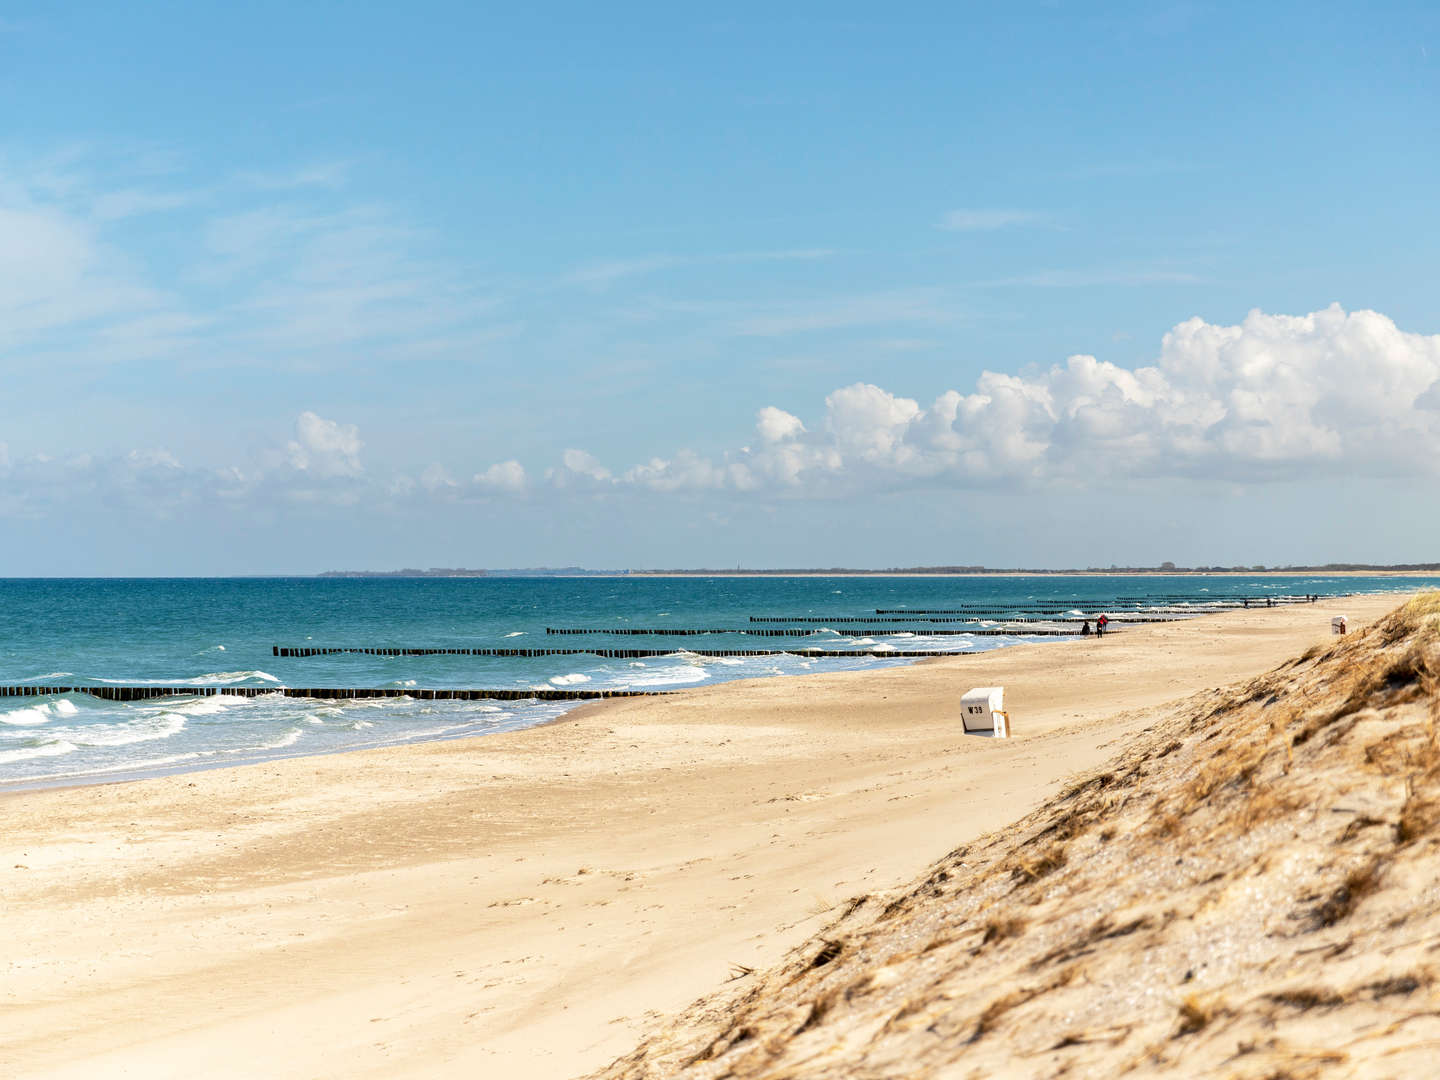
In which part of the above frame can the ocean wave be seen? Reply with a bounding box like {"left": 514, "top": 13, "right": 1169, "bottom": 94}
{"left": 152, "top": 698, "right": 233, "bottom": 717}
{"left": 89, "top": 670, "right": 281, "bottom": 686}
{"left": 194, "top": 670, "right": 281, "bottom": 685}
{"left": 504, "top": 631, "right": 526, "bottom": 638}
{"left": 0, "top": 741, "right": 77, "bottom": 764}
{"left": 64, "top": 712, "right": 187, "bottom": 748}
{"left": 624, "top": 665, "right": 709, "bottom": 688}
{"left": 17, "top": 672, "right": 73, "bottom": 682}
{"left": 0, "top": 700, "right": 80, "bottom": 727}
{"left": 240, "top": 728, "right": 302, "bottom": 752}
{"left": 20, "top": 750, "right": 206, "bottom": 783}
{"left": 676, "top": 652, "right": 743, "bottom": 666}
{"left": 549, "top": 673, "right": 590, "bottom": 686}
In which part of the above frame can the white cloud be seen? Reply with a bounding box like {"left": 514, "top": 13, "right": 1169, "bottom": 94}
{"left": 545, "top": 449, "right": 614, "bottom": 488}
{"left": 0, "top": 201, "right": 165, "bottom": 353}
{"left": 547, "top": 305, "right": 1440, "bottom": 496}
{"left": 2, "top": 308, "right": 1436, "bottom": 520}
{"left": 286, "top": 411, "right": 363, "bottom": 477}
{"left": 756, "top": 406, "right": 805, "bottom": 443}
{"left": 474, "top": 459, "right": 527, "bottom": 492}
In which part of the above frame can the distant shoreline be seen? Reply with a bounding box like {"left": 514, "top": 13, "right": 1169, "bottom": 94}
{"left": 315, "top": 568, "right": 1440, "bottom": 579}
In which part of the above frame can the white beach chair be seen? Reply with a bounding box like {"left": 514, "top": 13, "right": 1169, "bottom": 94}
{"left": 961, "top": 686, "right": 1009, "bottom": 738}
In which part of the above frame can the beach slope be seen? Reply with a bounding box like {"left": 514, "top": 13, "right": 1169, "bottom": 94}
{"left": 591, "top": 593, "right": 1440, "bottom": 1078}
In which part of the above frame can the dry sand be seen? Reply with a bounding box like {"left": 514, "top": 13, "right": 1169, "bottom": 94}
{"left": 591, "top": 592, "right": 1440, "bottom": 1079}
{"left": 0, "top": 594, "right": 1407, "bottom": 1079}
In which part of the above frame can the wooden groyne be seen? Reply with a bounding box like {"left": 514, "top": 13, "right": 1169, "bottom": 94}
{"left": 0, "top": 685, "right": 670, "bottom": 702}
{"left": 874, "top": 596, "right": 1323, "bottom": 614}
{"left": 273, "top": 646, "right": 974, "bottom": 659}
{"left": 747, "top": 615, "right": 1184, "bottom": 624}
{"left": 544, "top": 627, "right": 1078, "bottom": 637}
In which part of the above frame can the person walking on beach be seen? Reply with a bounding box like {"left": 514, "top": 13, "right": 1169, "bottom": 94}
{"left": 1096, "top": 614, "right": 1109, "bottom": 637}
{"left": 1081, "top": 620, "right": 1092, "bottom": 637}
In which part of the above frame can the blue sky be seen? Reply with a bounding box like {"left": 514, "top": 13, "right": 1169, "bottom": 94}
{"left": 1, "top": 1, "right": 1437, "bottom": 573}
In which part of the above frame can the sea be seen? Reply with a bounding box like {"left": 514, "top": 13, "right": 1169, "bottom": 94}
{"left": 2, "top": 574, "right": 1434, "bottom": 791}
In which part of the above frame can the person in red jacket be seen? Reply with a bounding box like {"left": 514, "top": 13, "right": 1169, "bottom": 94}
{"left": 1096, "top": 613, "right": 1109, "bottom": 636}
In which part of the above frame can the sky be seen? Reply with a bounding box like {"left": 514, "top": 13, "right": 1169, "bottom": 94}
{"left": 1, "top": 0, "right": 1438, "bottom": 574}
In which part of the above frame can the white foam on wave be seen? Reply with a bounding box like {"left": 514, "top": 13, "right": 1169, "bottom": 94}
{"left": 504, "top": 631, "right": 526, "bottom": 638}
{"left": 194, "top": 670, "right": 281, "bottom": 685}
{"left": 20, "top": 750, "right": 206, "bottom": 784}
{"left": 549, "top": 673, "right": 590, "bottom": 686}
{"left": 0, "top": 741, "right": 77, "bottom": 764}
{"left": 19, "top": 672, "right": 72, "bottom": 682}
{"left": 243, "top": 728, "right": 302, "bottom": 752}
{"left": 91, "top": 670, "right": 281, "bottom": 686}
{"left": 851, "top": 637, "right": 878, "bottom": 646}
{"left": 155, "top": 698, "right": 231, "bottom": 717}
{"left": 868, "top": 643, "right": 897, "bottom": 652}
{"left": 624, "top": 665, "right": 709, "bottom": 688}
{"left": 676, "top": 652, "right": 742, "bottom": 667}
{"left": 65, "top": 712, "right": 187, "bottom": 748}
{"left": 1, "top": 701, "right": 78, "bottom": 727}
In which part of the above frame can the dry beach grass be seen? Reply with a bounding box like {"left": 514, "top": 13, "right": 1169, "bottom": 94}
{"left": 589, "top": 593, "right": 1440, "bottom": 1079}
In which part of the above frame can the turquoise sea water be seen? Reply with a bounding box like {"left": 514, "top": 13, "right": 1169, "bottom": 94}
{"left": 1, "top": 575, "right": 1433, "bottom": 790}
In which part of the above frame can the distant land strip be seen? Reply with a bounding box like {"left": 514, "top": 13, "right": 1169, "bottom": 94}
{"left": 315, "top": 564, "right": 1439, "bottom": 578}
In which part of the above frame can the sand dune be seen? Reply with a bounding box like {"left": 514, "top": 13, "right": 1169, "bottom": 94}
{"left": 0, "top": 594, "right": 1410, "bottom": 1079}
{"left": 589, "top": 593, "right": 1440, "bottom": 1078}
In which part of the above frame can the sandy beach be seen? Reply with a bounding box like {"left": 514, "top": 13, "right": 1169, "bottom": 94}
{"left": 0, "top": 594, "right": 1408, "bottom": 1079}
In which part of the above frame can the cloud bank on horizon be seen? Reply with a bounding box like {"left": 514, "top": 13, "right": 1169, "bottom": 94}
{"left": 3, "top": 304, "right": 1436, "bottom": 516}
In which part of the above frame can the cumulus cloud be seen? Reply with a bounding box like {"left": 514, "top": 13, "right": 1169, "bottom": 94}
{"left": 756, "top": 406, "right": 805, "bottom": 443}
{"left": 545, "top": 305, "right": 1440, "bottom": 496}
{"left": 3, "top": 308, "right": 1437, "bottom": 520}
{"left": 286, "top": 411, "right": 363, "bottom": 477}
{"left": 546, "top": 449, "right": 614, "bottom": 488}
{"left": 474, "top": 459, "right": 527, "bottom": 493}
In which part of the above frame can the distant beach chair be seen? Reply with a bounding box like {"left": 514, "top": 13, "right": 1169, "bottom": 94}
{"left": 961, "top": 686, "right": 1009, "bottom": 738}
{"left": 1331, "top": 615, "right": 1348, "bottom": 635}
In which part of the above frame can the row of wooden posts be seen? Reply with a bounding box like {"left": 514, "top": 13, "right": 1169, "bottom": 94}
{"left": 745, "top": 615, "right": 1185, "bottom": 624}
{"left": 543, "top": 626, "right": 1077, "bottom": 637}
{"left": 272, "top": 646, "right": 971, "bottom": 659}
{"left": 0, "top": 684, "right": 670, "bottom": 702}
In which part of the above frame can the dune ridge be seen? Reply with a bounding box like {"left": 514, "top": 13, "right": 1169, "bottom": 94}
{"left": 589, "top": 593, "right": 1440, "bottom": 1079}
